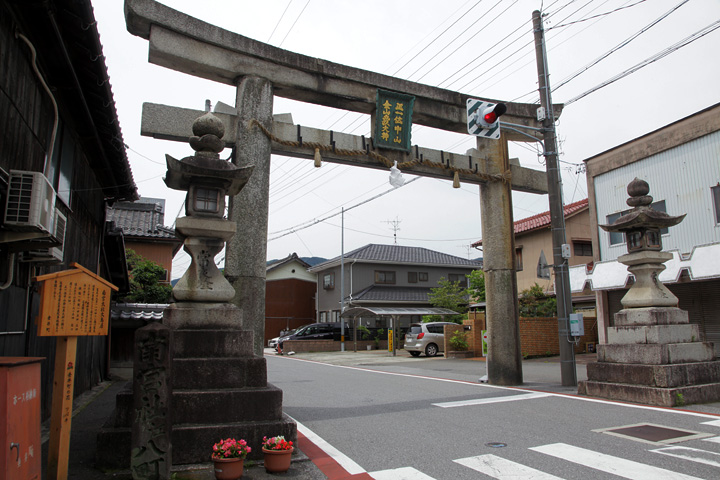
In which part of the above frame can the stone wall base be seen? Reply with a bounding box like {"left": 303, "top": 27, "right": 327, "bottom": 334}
{"left": 579, "top": 380, "right": 720, "bottom": 407}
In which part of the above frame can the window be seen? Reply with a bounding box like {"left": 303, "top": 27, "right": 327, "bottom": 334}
{"left": 448, "top": 273, "right": 467, "bottom": 287}
{"left": 323, "top": 273, "right": 334, "bottom": 289}
{"left": 607, "top": 200, "right": 669, "bottom": 245}
{"left": 607, "top": 211, "right": 625, "bottom": 245}
{"left": 419, "top": 272, "right": 428, "bottom": 282}
{"left": 573, "top": 241, "right": 593, "bottom": 257}
{"left": 713, "top": 185, "right": 720, "bottom": 224}
{"left": 408, "top": 272, "right": 418, "bottom": 283}
{"left": 375, "top": 271, "right": 396, "bottom": 284}
{"left": 320, "top": 312, "right": 327, "bottom": 322}
{"left": 515, "top": 247, "right": 523, "bottom": 271}
{"left": 194, "top": 187, "right": 220, "bottom": 213}
{"left": 46, "top": 120, "right": 75, "bottom": 207}
{"left": 427, "top": 324, "right": 445, "bottom": 334}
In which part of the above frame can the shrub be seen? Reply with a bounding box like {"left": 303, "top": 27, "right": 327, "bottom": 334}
{"left": 449, "top": 331, "right": 469, "bottom": 351}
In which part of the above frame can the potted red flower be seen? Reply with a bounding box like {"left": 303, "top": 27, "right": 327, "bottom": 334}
{"left": 261, "top": 435, "right": 294, "bottom": 473}
{"left": 211, "top": 438, "right": 251, "bottom": 480}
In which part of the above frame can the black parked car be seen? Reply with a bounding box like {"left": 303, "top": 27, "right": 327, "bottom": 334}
{"left": 276, "top": 322, "right": 349, "bottom": 353}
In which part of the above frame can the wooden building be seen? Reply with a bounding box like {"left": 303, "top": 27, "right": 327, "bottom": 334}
{"left": 0, "top": 0, "right": 137, "bottom": 419}
{"left": 265, "top": 253, "right": 316, "bottom": 345}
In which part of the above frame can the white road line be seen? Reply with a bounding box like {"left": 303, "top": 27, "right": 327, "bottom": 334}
{"left": 531, "top": 443, "right": 704, "bottom": 480}
{"left": 702, "top": 419, "right": 720, "bottom": 427}
{"left": 703, "top": 436, "right": 720, "bottom": 444}
{"left": 433, "top": 392, "right": 552, "bottom": 408}
{"left": 454, "top": 454, "right": 563, "bottom": 479}
{"left": 293, "top": 418, "right": 366, "bottom": 475}
{"left": 370, "top": 466, "right": 437, "bottom": 479}
{"left": 652, "top": 445, "right": 720, "bottom": 468}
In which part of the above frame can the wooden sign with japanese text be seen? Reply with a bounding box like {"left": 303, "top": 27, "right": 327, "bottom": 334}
{"left": 374, "top": 89, "right": 415, "bottom": 151}
{"left": 34, "top": 263, "right": 117, "bottom": 337}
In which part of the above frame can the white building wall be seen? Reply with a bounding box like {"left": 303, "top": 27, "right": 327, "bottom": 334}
{"left": 266, "top": 261, "right": 316, "bottom": 282}
{"left": 595, "top": 130, "right": 720, "bottom": 261}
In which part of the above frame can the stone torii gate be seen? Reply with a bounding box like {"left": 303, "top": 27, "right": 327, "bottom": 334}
{"left": 126, "top": 0, "right": 561, "bottom": 385}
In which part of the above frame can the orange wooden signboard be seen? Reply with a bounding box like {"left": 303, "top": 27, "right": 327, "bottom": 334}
{"left": 35, "top": 263, "right": 116, "bottom": 337}
{"left": 33, "top": 263, "right": 117, "bottom": 480}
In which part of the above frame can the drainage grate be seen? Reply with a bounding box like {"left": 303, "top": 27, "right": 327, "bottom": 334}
{"left": 595, "top": 423, "right": 714, "bottom": 445}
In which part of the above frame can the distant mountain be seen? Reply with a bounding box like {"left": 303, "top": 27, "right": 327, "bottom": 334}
{"left": 301, "top": 256, "right": 327, "bottom": 266}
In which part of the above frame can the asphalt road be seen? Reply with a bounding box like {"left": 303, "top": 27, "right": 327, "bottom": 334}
{"left": 266, "top": 350, "right": 720, "bottom": 479}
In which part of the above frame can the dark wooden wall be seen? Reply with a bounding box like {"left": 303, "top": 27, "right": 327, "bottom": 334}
{"left": 0, "top": 4, "right": 111, "bottom": 420}
{"left": 265, "top": 278, "right": 317, "bottom": 343}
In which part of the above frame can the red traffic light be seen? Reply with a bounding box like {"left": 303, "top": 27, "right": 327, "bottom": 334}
{"left": 482, "top": 103, "right": 507, "bottom": 125}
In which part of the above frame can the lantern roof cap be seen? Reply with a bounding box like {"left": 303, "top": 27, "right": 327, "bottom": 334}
{"left": 600, "top": 178, "right": 685, "bottom": 233}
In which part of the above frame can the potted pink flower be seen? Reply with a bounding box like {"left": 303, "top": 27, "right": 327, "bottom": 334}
{"left": 211, "top": 438, "right": 251, "bottom": 480}
{"left": 261, "top": 435, "right": 294, "bottom": 473}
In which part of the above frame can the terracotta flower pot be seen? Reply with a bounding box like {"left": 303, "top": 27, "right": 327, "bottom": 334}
{"left": 212, "top": 457, "right": 244, "bottom": 480}
{"left": 263, "top": 447, "right": 293, "bottom": 473}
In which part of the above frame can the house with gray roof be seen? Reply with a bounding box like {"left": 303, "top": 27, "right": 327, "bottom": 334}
{"left": 308, "top": 244, "right": 482, "bottom": 330}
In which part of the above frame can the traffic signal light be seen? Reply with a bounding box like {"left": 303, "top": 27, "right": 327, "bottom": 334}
{"left": 467, "top": 99, "right": 507, "bottom": 139}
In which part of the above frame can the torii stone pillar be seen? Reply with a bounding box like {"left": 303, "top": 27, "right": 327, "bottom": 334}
{"left": 477, "top": 135, "right": 522, "bottom": 385}
{"left": 225, "top": 77, "right": 274, "bottom": 356}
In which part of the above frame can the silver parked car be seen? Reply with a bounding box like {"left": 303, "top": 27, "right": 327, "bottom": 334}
{"left": 404, "top": 322, "right": 457, "bottom": 357}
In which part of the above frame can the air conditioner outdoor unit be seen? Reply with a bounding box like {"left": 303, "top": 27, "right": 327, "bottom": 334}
{"left": 4, "top": 170, "right": 56, "bottom": 235}
{"left": 21, "top": 208, "right": 66, "bottom": 264}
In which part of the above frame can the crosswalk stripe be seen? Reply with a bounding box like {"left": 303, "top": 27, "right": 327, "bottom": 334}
{"left": 702, "top": 436, "right": 720, "bottom": 444}
{"left": 433, "top": 392, "right": 552, "bottom": 408}
{"left": 454, "top": 454, "right": 563, "bottom": 479}
{"left": 652, "top": 445, "right": 720, "bottom": 467}
{"left": 530, "top": 443, "right": 704, "bottom": 480}
{"left": 370, "top": 466, "right": 436, "bottom": 479}
{"left": 701, "top": 419, "right": 720, "bottom": 427}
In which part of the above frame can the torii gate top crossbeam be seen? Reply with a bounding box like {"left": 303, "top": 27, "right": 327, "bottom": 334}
{"left": 125, "top": 0, "right": 561, "bottom": 143}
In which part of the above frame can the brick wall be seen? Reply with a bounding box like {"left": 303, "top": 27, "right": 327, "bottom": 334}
{"left": 519, "top": 316, "right": 598, "bottom": 357}
{"left": 465, "top": 312, "right": 486, "bottom": 354}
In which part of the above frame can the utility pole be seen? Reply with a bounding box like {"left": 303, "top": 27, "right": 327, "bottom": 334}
{"left": 532, "top": 10, "right": 577, "bottom": 387}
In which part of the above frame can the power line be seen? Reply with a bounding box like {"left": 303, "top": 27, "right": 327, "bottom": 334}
{"left": 267, "top": 0, "right": 293, "bottom": 43}
{"left": 278, "top": 0, "right": 311, "bottom": 48}
{"left": 553, "top": 0, "right": 690, "bottom": 92}
{"left": 547, "top": 0, "right": 647, "bottom": 30}
{"left": 268, "top": 177, "right": 420, "bottom": 242}
{"left": 565, "top": 18, "right": 720, "bottom": 106}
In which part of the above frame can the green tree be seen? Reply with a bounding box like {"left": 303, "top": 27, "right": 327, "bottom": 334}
{"left": 121, "top": 249, "right": 173, "bottom": 304}
{"left": 518, "top": 283, "right": 557, "bottom": 318}
{"left": 423, "top": 276, "right": 469, "bottom": 324}
{"left": 467, "top": 269, "right": 485, "bottom": 303}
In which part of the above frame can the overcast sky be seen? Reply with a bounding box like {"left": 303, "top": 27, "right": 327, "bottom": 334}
{"left": 92, "top": 0, "right": 720, "bottom": 278}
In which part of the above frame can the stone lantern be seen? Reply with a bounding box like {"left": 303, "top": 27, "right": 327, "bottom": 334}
{"left": 600, "top": 178, "right": 685, "bottom": 308}
{"left": 164, "top": 111, "right": 253, "bottom": 302}
{"left": 580, "top": 178, "right": 720, "bottom": 407}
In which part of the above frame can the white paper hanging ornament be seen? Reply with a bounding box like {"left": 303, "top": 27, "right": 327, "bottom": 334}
{"left": 389, "top": 161, "right": 405, "bottom": 187}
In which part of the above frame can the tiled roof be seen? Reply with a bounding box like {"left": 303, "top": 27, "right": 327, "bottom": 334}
{"left": 310, "top": 244, "right": 481, "bottom": 271}
{"left": 472, "top": 198, "right": 588, "bottom": 247}
{"left": 110, "top": 303, "right": 168, "bottom": 322}
{"left": 106, "top": 198, "right": 178, "bottom": 241}
{"left": 351, "top": 286, "right": 433, "bottom": 303}
{"left": 267, "top": 253, "right": 311, "bottom": 272}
